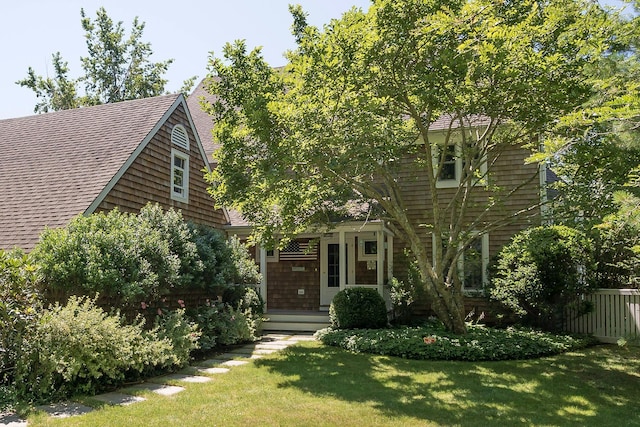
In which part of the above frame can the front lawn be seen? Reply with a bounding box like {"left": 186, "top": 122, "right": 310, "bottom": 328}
{"left": 27, "top": 342, "right": 640, "bottom": 426}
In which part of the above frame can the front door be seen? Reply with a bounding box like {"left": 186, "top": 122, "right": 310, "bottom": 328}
{"left": 320, "top": 236, "right": 357, "bottom": 307}
{"left": 320, "top": 240, "right": 342, "bottom": 307}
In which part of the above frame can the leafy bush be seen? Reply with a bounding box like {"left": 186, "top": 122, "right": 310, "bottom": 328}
{"left": 488, "top": 225, "right": 595, "bottom": 331}
{"left": 0, "top": 249, "right": 41, "bottom": 410}
{"left": 154, "top": 308, "right": 200, "bottom": 368}
{"left": 329, "top": 287, "right": 388, "bottom": 329}
{"left": 33, "top": 205, "right": 183, "bottom": 304}
{"left": 34, "top": 204, "right": 261, "bottom": 308}
{"left": 226, "top": 235, "right": 261, "bottom": 285}
{"left": 592, "top": 192, "right": 640, "bottom": 288}
{"left": 189, "top": 223, "right": 236, "bottom": 290}
{"left": 189, "top": 287, "right": 264, "bottom": 350}
{"left": 315, "top": 323, "right": 596, "bottom": 361}
{"left": 13, "top": 296, "right": 192, "bottom": 401}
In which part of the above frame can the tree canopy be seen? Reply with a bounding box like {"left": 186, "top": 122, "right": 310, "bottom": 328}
{"left": 204, "top": 0, "right": 616, "bottom": 333}
{"left": 537, "top": 1, "right": 640, "bottom": 229}
{"left": 17, "top": 7, "right": 175, "bottom": 113}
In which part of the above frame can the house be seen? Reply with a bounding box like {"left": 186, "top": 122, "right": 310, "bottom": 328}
{"left": 0, "top": 93, "right": 228, "bottom": 252}
{"left": 187, "top": 80, "right": 546, "bottom": 330}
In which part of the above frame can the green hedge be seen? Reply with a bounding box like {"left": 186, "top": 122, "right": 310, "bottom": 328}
{"left": 329, "top": 287, "right": 388, "bottom": 329}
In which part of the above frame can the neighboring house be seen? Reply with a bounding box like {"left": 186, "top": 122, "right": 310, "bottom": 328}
{"left": 188, "top": 80, "right": 546, "bottom": 330}
{"left": 0, "top": 93, "right": 228, "bottom": 252}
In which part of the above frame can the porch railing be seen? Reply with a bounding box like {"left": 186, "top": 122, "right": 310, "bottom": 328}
{"left": 564, "top": 289, "right": 640, "bottom": 343}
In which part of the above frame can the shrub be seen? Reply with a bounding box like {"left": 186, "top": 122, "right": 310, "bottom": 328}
{"left": 0, "top": 249, "right": 41, "bottom": 409}
{"left": 33, "top": 206, "right": 182, "bottom": 304}
{"left": 226, "top": 235, "right": 261, "bottom": 286}
{"left": 329, "top": 287, "right": 388, "bottom": 329}
{"left": 154, "top": 308, "right": 200, "bottom": 367}
{"left": 189, "top": 287, "right": 264, "bottom": 350}
{"left": 592, "top": 192, "right": 640, "bottom": 288}
{"left": 189, "top": 223, "right": 236, "bottom": 290}
{"left": 315, "top": 323, "right": 596, "bottom": 361}
{"left": 488, "top": 225, "right": 595, "bottom": 331}
{"left": 14, "top": 296, "right": 182, "bottom": 401}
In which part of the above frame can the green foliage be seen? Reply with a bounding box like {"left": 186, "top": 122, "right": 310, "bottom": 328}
{"left": 33, "top": 203, "right": 260, "bottom": 310}
{"left": 204, "top": 0, "right": 614, "bottom": 333}
{"left": 593, "top": 191, "right": 640, "bottom": 288}
{"left": 489, "top": 225, "right": 595, "bottom": 331}
{"left": 14, "top": 296, "right": 177, "bottom": 401}
{"left": 17, "top": 7, "right": 173, "bottom": 113}
{"left": 0, "top": 250, "right": 41, "bottom": 405}
{"left": 226, "top": 235, "right": 262, "bottom": 285}
{"left": 389, "top": 251, "right": 423, "bottom": 324}
{"left": 33, "top": 205, "right": 186, "bottom": 304}
{"left": 329, "top": 287, "right": 388, "bottom": 329}
{"left": 154, "top": 308, "right": 200, "bottom": 367}
{"left": 189, "top": 223, "right": 236, "bottom": 289}
{"left": 315, "top": 323, "right": 596, "bottom": 361}
{"left": 188, "top": 292, "right": 263, "bottom": 350}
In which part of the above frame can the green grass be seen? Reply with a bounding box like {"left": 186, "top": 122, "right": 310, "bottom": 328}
{"left": 26, "top": 342, "right": 640, "bottom": 426}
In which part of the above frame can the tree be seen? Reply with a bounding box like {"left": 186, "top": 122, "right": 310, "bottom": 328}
{"left": 203, "top": 0, "right": 614, "bottom": 333}
{"left": 537, "top": 2, "right": 640, "bottom": 229}
{"left": 17, "top": 7, "right": 173, "bottom": 113}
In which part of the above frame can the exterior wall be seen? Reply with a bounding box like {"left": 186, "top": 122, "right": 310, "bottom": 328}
{"left": 96, "top": 104, "right": 227, "bottom": 228}
{"left": 392, "top": 143, "right": 541, "bottom": 318}
{"left": 393, "top": 143, "right": 540, "bottom": 263}
{"left": 354, "top": 236, "right": 382, "bottom": 284}
{"left": 266, "top": 258, "right": 320, "bottom": 310}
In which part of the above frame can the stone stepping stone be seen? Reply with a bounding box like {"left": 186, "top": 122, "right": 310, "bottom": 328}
{"left": 289, "top": 335, "right": 316, "bottom": 342}
{"left": 200, "top": 358, "right": 228, "bottom": 366}
{"left": 197, "top": 366, "right": 230, "bottom": 374}
{"left": 228, "top": 347, "right": 257, "bottom": 355}
{"left": 35, "top": 401, "right": 94, "bottom": 418}
{"left": 214, "top": 352, "right": 238, "bottom": 360}
{"left": 261, "top": 334, "right": 291, "bottom": 340}
{"left": 1, "top": 412, "right": 28, "bottom": 426}
{"left": 159, "top": 374, "right": 212, "bottom": 383}
{"left": 254, "top": 343, "right": 290, "bottom": 350}
{"left": 122, "top": 383, "right": 185, "bottom": 396}
{"left": 93, "top": 392, "right": 146, "bottom": 406}
{"left": 220, "top": 359, "right": 250, "bottom": 367}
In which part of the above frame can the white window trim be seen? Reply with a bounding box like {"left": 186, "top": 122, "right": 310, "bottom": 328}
{"left": 434, "top": 143, "right": 462, "bottom": 189}
{"left": 358, "top": 233, "right": 379, "bottom": 261}
{"left": 171, "top": 124, "right": 190, "bottom": 150}
{"left": 171, "top": 148, "right": 189, "bottom": 203}
{"left": 266, "top": 247, "right": 279, "bottom": 262}
{"left": 432, "top": 133, "right": 488, "bottom": 189}
{"left": 431, "top": 232, "right": 489, "bottom": 294}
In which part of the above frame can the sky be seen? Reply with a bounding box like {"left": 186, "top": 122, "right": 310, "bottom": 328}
{"left": 0, "top": 0, "right": 372, "bottom": 119}
{"left": 0, "top": 0, "right": 629, "bottom": 120}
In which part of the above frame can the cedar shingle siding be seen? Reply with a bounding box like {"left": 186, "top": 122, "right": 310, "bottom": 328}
{"left": 0, "top": 94, "right": 226, "bottom": 251}
{"left": 95, "top": 104, "right": 227, "bottom": 228}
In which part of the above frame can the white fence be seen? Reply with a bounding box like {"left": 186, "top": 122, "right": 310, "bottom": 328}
{"left": 565, "top": 289, "right": 640, "bottom": 343}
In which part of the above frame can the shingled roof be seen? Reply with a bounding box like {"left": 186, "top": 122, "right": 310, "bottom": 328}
{"left": 0, "top": 94, "right": 186, "bottom": 251}
{"left": 186, "top": 79, "right": 219, "bottom": 165}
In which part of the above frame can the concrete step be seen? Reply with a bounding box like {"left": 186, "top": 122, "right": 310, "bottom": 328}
{"left": 262, "top": 313, "right": 330, "bottom": 332}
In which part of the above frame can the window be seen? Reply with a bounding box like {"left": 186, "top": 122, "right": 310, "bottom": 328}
{"left": 432, "top": 232, "right": 489, "bottom": 292}
{"left": 171, "top": 149, "right": 189, "bottom": 202}
{"left": 432, "top": 133, "right": 487, "bottom": 189}
{"left": 439, "top": 144, "right": 457, "bottom": 181}
{"left": 358, "top": 239, "right": 378, "bottom": 261}
{"left": 265, "top": 247, "right": 279, "bottom": 262}
{"left": 171, "top": 124, "right": 190, "bottom": 150}
{"left": 434, "top": 143, "right": 461, "bottom": 188}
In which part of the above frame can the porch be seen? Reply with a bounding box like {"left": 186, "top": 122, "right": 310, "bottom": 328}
{"left": 254, "top": 221, "right": 395, "bottom": 324}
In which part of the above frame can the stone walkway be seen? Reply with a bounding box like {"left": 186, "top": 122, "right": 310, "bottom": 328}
{"left": 0, "top": 333, "right": 314, "bottom": 426}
